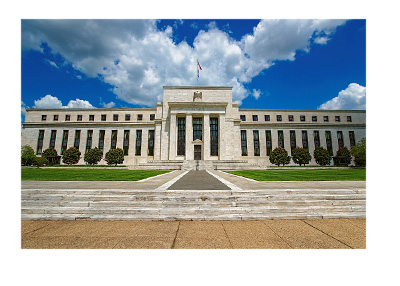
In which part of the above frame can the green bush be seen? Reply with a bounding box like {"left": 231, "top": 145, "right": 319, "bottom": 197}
{"left": 291, "top": 147, "right": 312, "bottom": 166}
{"left": 269, "top": 147, "right": 291, "bottom": 166}
{"left": 313, "top": 146, "right": 332, "bottom": 166}
{"left": 334, "top": 147, "right": 352, "bottom": 166}
{"left": 42, "top": 147, "right": 58, "bottom": 158}
{"left": 33, "top": 156, "right": 49, "bottom": 167}
{"left": 62, "top": 147, "right": 81, "bottom": 165}
{"left": 351, "top": 138, "right": 366, "bottom": 167}
{"left": 84, "top": 147, "right": 103, "bottom": 165}
{"left": 105, "top": 148, "right": 124, "bottom": 166}
{"left": 21, "top": 145, "right": 36, "bottom": 166}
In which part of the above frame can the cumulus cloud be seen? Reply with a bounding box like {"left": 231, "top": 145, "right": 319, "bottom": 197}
{"left": 101, "top": 101, "right": 116, "bottom": 108}
{"left": 252, "top": 89, "right": 262, "bottom": 100}
{"left": 66, "top": 99, "right": 95, "bottom": 109}
{"left": 21, "top": 101, "right": 28, "bottom": 115}
{"left": 318, "top": 83, "right": 366, "bottom": 110}
{"left": 22, "top": 19, "right": 347, "bottom": 106}
{"left": 33, "top": 94, "right": 95, "bottom": 109}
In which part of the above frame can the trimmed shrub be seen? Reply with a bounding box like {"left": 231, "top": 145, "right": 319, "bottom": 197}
{"left": 33, "top": 156, "right": 49, "bottom": 167}
{"left": 351, "top": 138, "right": 366, "bottom": 167}
{"left": 84, "top": 147, "right": 103, "bottom": 165}
{"left": 62, "top": 147, "right": 81, "bottom": 165}
{"left": 105, "top": 148, "right": 124, "bottom": 166}
{"left": 291, "top": 147, "right": 312, "bottom": 166}
{"left": 313, "top": 146, "right": 332, "bottom": 166}
{"left": 334, "top": 147, "right": 352, "bottom": 166}
{"left": 269, "top": 147, "right": 291, "bottom": 166}
{"left": 21, "top": 145, "right": 36, "bottom": 166}
{"left": 42, "top": 147, "right": 58, "bottom": 158}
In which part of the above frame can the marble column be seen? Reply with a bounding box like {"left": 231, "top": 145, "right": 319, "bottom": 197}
{"left": 169, "top": 113, "right": 177, "bottom": 160}
{"left": 185, "top": 114, "right": 193, "bottom": 160}
{"left": 203, "top": 113, "right": 210, "bottom": 160}
{"left": 154, "top": 122, "right": 162, "bottom": 160}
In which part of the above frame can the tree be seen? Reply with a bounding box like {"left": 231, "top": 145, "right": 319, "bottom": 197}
{"left": 33, "top": 156, "right": 49, "bottom": 167}
{"left": 334, "top": 147, "right": 352, "bottom": 166}
{"left": 291, "top": 147, "right": 312, "bottom": 166}
{"left": 21, "top": 145, "right": 36, "bottom": 166}
{"left": 105, "top": 148, "right": 124, "bottom": 166}
{"left": 41, "top": 147, "right": 58, "bottom": 158}
{"left": 313, "top": 146, "right": 332, "bottom": 166}
{"left": 269, "top": 147, "right": 291, "bottom": 166}
{"left": 351, "top": 138, "right": 366, "bottom": 167}
{"left": 62, "top": 147, "right": 81, "bottom": 165}
{"left": 84, "top": 147, "right": 103, "bottom": 165}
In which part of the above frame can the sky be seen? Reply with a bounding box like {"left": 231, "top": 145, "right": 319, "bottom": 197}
{"left": 21, "top": 19, "right": 366, "bottom": 122}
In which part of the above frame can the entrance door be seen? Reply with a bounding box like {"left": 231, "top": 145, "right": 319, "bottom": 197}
{"left": 194, "top": 145, "right": 202, "bottom": 160}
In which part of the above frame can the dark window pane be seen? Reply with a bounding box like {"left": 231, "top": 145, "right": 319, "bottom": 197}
{"left": 74, "top": 130, "right": 81, "bottom": 149}
{"left": 193, "top": 117, "right": 203, "bottom": 141}
{"left": 278, "top": 130, "right": 284, "bottom": 148}
{"left": 89, "top": 115, "right": 94, "bottom": 121}
{"left": 98, "top": 130, "right": 105, "bottom": 150}
{"left": 148, "top": 130, "right": 154, "bottom": 156}
{"left": 111, "top": 130, "right": 117, "bottom": 149}
{"left": 177, "top": 118, "right": 186, "bottom": 156}
{"left": 265, "top": 115, "right": 270, "bottom": 121}
{"left": 137, "top": 114, "right": 143, "bottom": 121}
{"left": 210, "top": 118, "right": 219, "bottom": 156}
{"left": 302, "top": 130, "right": 308, "bottom": 150}
{"left": 125, "top": 114, "right": 131, "bottom": 121}
{"left": 101, "top": 114, "right": 107, "bottom": 121}
{"left": 65, "top": 115, "right": 70, "bottom": 121}
{"left": 252, "top": 115, "right": 258, "bottom": 121}
{"left": 136, "top": 130, "right": 142, "bottom": 155}
{"left": 49, "top": 130, "right": 57, "bottom": 148}
{"left": 53, "top": 115, "right": 58, "bottom": 121}
{"left": 86, "top": 130, "right": 93, "bottom": 152}
{"left": 312, "top": 116, "right": 317, "bottom": 122}
{"left": 37, "top": 130, "right": 45, "bottom": 155}
{"left": 123, "top": 130, "right": 130, "bottom": 155}
{"left": 240, "top": 115, "right": 246, "bottom": 121}
{"left": 300, "top": 115, "right": 305, "bottom": 122}
{"left": 288, "top": 115, "right": 294, "bottom": 121}
{"left": 277, "top": 115, "right": 282, "bottom": 121}
{"left": 61, "top": 130, "right": 69, "bottom": 155}
{"left": 241, "top": 130, "right": 247, "bottom": 156}
{"left": 77, "top": 115, "right": 82, "bottom": 121}
{"left": 266, "top": 130, "right": 272, "bottom": 156}
{"left": 113, "top": 114, "right": 118, "bottom": 121}
{"left": 150, "top": 114, "right": 155, "bottom": 120}
{"left": 42, "top": 115, "right": 47, "bottom": 121}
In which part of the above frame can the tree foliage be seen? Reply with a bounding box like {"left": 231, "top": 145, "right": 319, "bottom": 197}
{"left": 62, "top": 147, "right": 81, "bottom": 165}
{"left": 41, "top": 147, "right": 58, "bottom": 158}
{"left": 269, "top": 147, "right": 291, "bottom": 166}
{"left": 313, "top": 146, "right": 332, "bottom": 166}
{"left": 351, "top": 138, "right": 366, "bottom": 167}
{"left": 291, "top": 147, "right": 312, "bottom": 166}
{"left": 105, "top": 148, "right": 124, "bottom": 166}
{"left": 33, "top": 156, "right": 49, "bottom": 167}
{"left": 84, "top": 147, "right": 103, "bottom": 165}
{"left": 335, "top": 147, "right": 352, "bottom": 166}
{"left": 21, "top": 145, "right": 36, "bottom": 166}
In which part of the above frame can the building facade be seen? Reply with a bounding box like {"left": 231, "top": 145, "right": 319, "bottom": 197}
{"left": 22, "top": 86, "right": 366, "bottom": 168}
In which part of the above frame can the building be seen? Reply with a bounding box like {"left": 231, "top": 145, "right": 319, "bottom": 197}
{"left": 21, "top": 86, "right": 366, "bottom": 169}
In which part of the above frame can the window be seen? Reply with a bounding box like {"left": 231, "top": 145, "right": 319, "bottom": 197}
{"left": 86, "top": 130, "right": 93, "bottom": 152}
{"left": 98, "top": 130, "right": 105, "bottom": 151}
{"left": 53, "top": 115, "right": 58, "bottom": 121}
{"left": 123, "top": 130, "right": 130, "bottom": 155}
{"left": 125, "top": 114, "right": 131, "bottom": 121}
{"left": 278, "top": 130, "right": 284, "bottom": 148}
{"left": 313, "top": 131, "right": 320, "bottom": 148}
{"left": 49, "top": 130, "right": 57, "bottom": 148}
{"left": 42, "top": 115, "right": 47, "bottom": 121}
{"left": 253, "top": 130, "right": 260, "bottom": 156}
{"left": 137, "top": 114, "right": 143, "bottom": 121}
{"left": 135, "top": 130, "right": 142, "bottom": 155}
{"left": 193, "top": 117, "right": 203, "bottom": 141}
{"left": 241, "top": 130, "right": 247, "bottom": 156}
{"left": 312, "top": 116, "right": 317, "bottom": 122}
{"left": 77, "top": 115, "right": 82, "bottom": 121}
{"left": 288, "top": 115, "right": 294, "bottom": 122}
{"left": 335, "top": 116, "right": 340, "bottom": 122}
{"left": 150, "top": 114, "right": 155, "bottom": 121}
{"left": 290, "top": 130, "right": 296, "bottom": 153}
{"left": 265, "top": 115, "right": 270, "bottom": 121}
{"left": 302, "top": 130, "right": 309, "bottom": 150}
{"left": 148, "top": 130, "right": 155, "bottom": 156}
{"left": 252, "top": 115, "right": 258, "bottom": 121}
{"left": 337, "top": 131, "right": 344, "bottom": 148}
{"left": 325, "top": 131, "right": 333, "bottom": 156}
{"left": 177, "top": 118, "right": 186, "bottom": 156}
{"left": 347, "top": 116, "right": 352, "bottom": 122}
{"left": 89, "top": 115, "right": 94, "bottom": 121}
{"left": 61, "top": 130, "right": 69, "bottom": 155}
{"left": 113, "top": 114, "right": 119, "bottom": 121}
{"left": 111, "top": 130, "right": 117, "bottom": 149}
{"left": 266, "top": 130, "right": 272, "bottom": 156}
{"left": 65, "top": 115, "right": 70, "bottom": 121}
{"left": 349, "top": 131, "right": 356, "bottom": 147}
{"left": 324, "top": 116, "right": 329, "bottom": 122}
{"left": 37, "top": 130, "right": 45, "bottom": 155}
{"left": 210, "top": 118, "right": 219, "bottom": 156}
{"left": 240, "top": 115, "right": 246, "bottom": 121}
{"left": 300, "top": 115, "right": 305, "bottom": 122}
{"left": 101, "top": 114, "right": 107, "bottom": 121}
{"left": 74, "top": 130, "right": 81, "bottom": 150}
{"left": 277, "top": 115, "right": 282, "bottom": 121}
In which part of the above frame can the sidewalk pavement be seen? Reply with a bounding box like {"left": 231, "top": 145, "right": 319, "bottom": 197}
{"left": 21, "top": 219, "right": 366, "bottom": 249}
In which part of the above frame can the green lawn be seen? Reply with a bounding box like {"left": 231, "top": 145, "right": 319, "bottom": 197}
{"left": 21, "top": 168, "right": 170, "bottom": 181}
{"left": 225, "top": 169, "right": 366, "bottom": 181}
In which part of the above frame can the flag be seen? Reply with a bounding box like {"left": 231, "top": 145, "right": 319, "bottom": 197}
{"left": 197, "top": 60, "right": 202, "bottom": 70}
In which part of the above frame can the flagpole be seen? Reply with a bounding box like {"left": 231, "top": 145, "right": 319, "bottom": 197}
{"left": 197, "top": 59, "right": 199, "bottom": 89}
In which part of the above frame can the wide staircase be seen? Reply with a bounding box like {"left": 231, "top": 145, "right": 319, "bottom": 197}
{"left": 130, "top": 160, "right": 262, "bottom": 170}
{"left": 21, "top": 188, "right": 366, "bottom": 221}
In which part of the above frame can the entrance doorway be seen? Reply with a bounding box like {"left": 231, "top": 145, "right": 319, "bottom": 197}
{"left": 194, "top": 145, "right": 202, "bottom": 160}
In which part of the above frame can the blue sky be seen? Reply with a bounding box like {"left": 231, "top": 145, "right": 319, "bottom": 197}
{"left": 21, "top": 19, "right": 366, "bottom": 121}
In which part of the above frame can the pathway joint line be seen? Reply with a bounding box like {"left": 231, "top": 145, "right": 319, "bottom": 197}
{"left": 206, "top": 170, "right": 242, "bottom": 191}
{"left": 221, "top": 222, "right": 233, "bottom": 249}
{"left": 136, "top": 170, "right": 177, "bottom": 182}
{"left": 155, "top": 171, "right": 189, "bottom": 191}
{"left": 171, "top": 221, "right": 181, "bottom": 249}
{"left": 262, "top": 221, "right": 293, "bottom": 249}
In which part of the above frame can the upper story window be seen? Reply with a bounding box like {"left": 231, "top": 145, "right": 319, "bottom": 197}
{"left": 101, "top": 114, "right": 107, "bottom": 121}
{"left": 335, "top": 116, "right": 341, "bottom": 122}
{"left": 150, "top": 114, "right": 155, "bottom": 121}
{"left": 53, "top": 115, "right": 58, "bottom": 121}
{"left": 65, "top": 115, "right": 70, "bottom": 121}
{"left": 137, "top": 114, "right": 143, "bottom": 121}
{"left": 125, "top": 114, "right": 131, "bottom": 121}
{"left": 312, "top": 116, "right": 317, "bottom": 122}
{"left": 288, "top": 115, "right": 294, "bottom": 122}
{"left": 113, "top": 114, "right": 119, "bottom": 121}
{"left": 252, "top": 115, "right": 258, "bottom": 121}
{"left": 300, "top": 115, "right": 305, "bottom": 122}
{"left": 240, "top": 115, "right": 246, "bottom": 121}
{"left": 265, "top": 115, "right": 270, "bottom": 121}
{"left": 89, "top": 115, "right": 94, "bottom": 121}
{"left": 347, "top": 116, "right": 352, "bottom": 122}
{"left": 324, "top": 116, "right": 329, "bottom": 122}
{"left": 42, "top": 115, "right": 47, "bottom": 121}
{"left": 277, "top": 115, "right": 282, "bottom": 121}
{"left": 77, "top": 115, "right": 82, "bottom": 121}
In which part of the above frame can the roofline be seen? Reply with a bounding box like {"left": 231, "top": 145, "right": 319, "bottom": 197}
{"left": 163, "top": 86, "right": 232, "bottom": 90}
{"left": 25, "top": 108, "right": 157, "bottom": 112}
{"left": 239, "top": 109, "right": 366, "bottom": 113}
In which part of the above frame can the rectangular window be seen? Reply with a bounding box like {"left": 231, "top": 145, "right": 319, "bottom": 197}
{"left": 337, "top": 131, "right": 344, "bottom": 148}
{"left": 300, "top": 115, "right": 305, "bottom": 122}
{"left": 349, "top": 131, "right": 356, "bottom": 147}
{"left": 265, "top": 115, "right": 270, "bottom": 121}
{"left": 148, "top": 130, "right": 155, "bottom": 156}
{"left": 290, "top": 130, "right": 296, "bottom": 153}
{"left": 111, "top": 130, "right": 117, "bottom": 149}
{"left": 49, "top": 130, "right": 57, "bottom": 148}
{"left": 98, "top": 130, "right": 105, "bottom": 151}
{"left": 150, "top": 114, "right": 155, "bottom": 121}
{"left": 77, "top": 115, "right": 82, "bottom": 121}
{"left": 312, "top": 116, "right": 317, "bottom": 122}
{"left": 42, "top": 115, "right": 47, "bottom": 121}
{"left": 123, "top": 130, "right": 130, "bottom": 155}
{"left": 193, "top": 117, "right": 203, "bottom": 141}
{"left": 313, "top": 131, "right": 320, "bottom": 148}
{"left": 288, "top": 115, "right": 294, "bottom": 122}
{"left": 324, "top": 116, "right": 329, "bottom": 122}
{"left": 177, "top": 117, "right": 186, "bottom": 156}
{"left": 101, "top": 114, "right": 107, "bottom": 121}
{"left": 74, "top": 130, "right": 81, "bottom": 150}
{"left": 65, "top": 115, "right": 70, "bottom": 121}
{"left": 86, "top": 130, "right": 93, "bottom": 152}
{"left": 37, "top": 130, "right": 45, "bottom": 155}
{"left": 113, "top": 114, "right": 119, "bottom": 121}
{"left": 61, "top": 130, "right": 69, "bottom": 155}
{"left": 137, "top": 114, "right": 143, "bottom": 121}
{"left": 125, "top": 114, "right": 131, "bottom": 121}
{"left": 302, "top": 130, "right": 309, "bottom": 150}
{"left": 335, "top": 116, "right": 341, "bottom": 122}
{"left": 253, "top": 130, "right": 260, "bottom": 156}
{"left": 53, "top": 115, "right": 58, "bottom": 121}
{"left": 210, "top": 118, "right": 219, "bottom": 156}
{"left": 277, "top": 115, "right": 282, "bottom": 121}
{"left": 325, "top": 131, "right": 333, "bottom": 156}
{"left": 266, "top": 130, "right": 272, "bottom": 156}
{"left": 278, "top": 130, "right": 284, "bottom": 148}
{"left": 241, "top": 130, "right": 247, "bottom": 156}
{"left": 252, "top": 115, "right": 258, "bottom": 121}
{"left": 347, "top": 116, "right": 352, "bottom": 122}
{"left": 240, "top": 115, "right": 246, "bottom": 121}
{"left": 135, "top": 130, "right": 142, "bottom": 155}
{"left": 89, "top": 115, "right": 94, "bottom": 121}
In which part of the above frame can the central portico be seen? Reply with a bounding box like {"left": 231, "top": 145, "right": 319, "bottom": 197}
{"left": 154, "top": 86, "right": 242, "bottom": 161}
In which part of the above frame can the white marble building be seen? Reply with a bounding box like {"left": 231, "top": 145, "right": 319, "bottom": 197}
{"left": 22, "top": 86, "right": 366, "bottom": 169}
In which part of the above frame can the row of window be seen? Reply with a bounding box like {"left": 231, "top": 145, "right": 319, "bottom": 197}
{"left": 37, "top": 129, "right": 155, "bottom": 157}
{"left": 41, "top": 114, "right": 155, "bottom": 122}
{"left": 240, "top": 130, "right": 356, "bottom": 157}
{"left": 240, "top": 114, "right": 352, "bottom": 123}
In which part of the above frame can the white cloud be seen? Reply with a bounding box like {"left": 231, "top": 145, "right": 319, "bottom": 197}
{"left": 101, "top": 101, "right": 115, "bottom": 108}
{"left": 252, "top": 89, "right": 262, "bottom": 100}
{"left": 46, "top": 60, "right": 59, "bottom": 68}
{"left": 318, "top": 83, "right": 366, "bottom": 110}
{"left": 21, "top": 101, "right": 28, "bottom": 115}
{"left": 314, "top": 36, "right": 329, "bottom": 45}
{"left": 66, "top": 99, "right": 95, "bottom": 109}
{"left": 33, "top": 94, "right": 95, "bottom": 109}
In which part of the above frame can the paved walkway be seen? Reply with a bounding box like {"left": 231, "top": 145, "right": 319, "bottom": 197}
{"left": 168, "top": 171, "right": 231, "bottom": 190}
{"left": 21, "top": 218, "right": 366, "bottom": 249}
